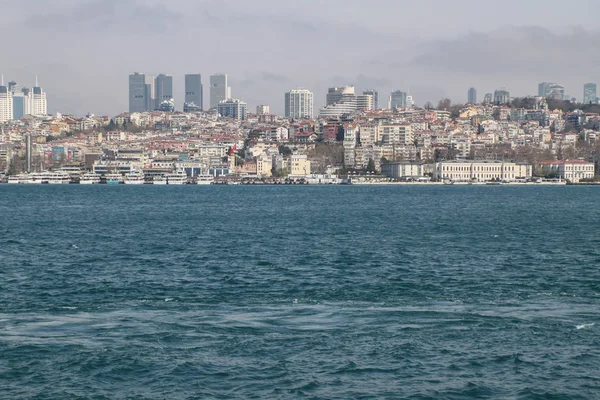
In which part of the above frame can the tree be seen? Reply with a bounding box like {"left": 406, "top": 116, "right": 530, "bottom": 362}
{"left": 438, "top": 98, "right": 452, "bottom": 110}
{"left": 424, "top": 101, "right": 434, "bottom": 110}
{"left": 279, "top": 145, "right": 293, "bottom": 156}
{"left": 366, "top": 158, "right": 376, "bottom": 172}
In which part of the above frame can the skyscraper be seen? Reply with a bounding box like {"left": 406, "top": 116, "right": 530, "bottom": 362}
{"left": 210, "top": 74, "right": 230, "bottom": 109}
{"left": 363, "top": 89, "right": 378, "bottom": 109}
{"left": 584, "top": 83, "right": 597, "bottom": 105}
{"left": 184, "top": 74, "right": 203, "bottom": 111}
{"left": 483, "top": 93, "right": 493, "bottom": 104}
{"left": 389, "top": 90, "right": 407, "bottom": 108}
{"left": 155, "top": 74, "right": 173, "bottom": 110}
{"left": 285, "top": 89, "right": 314, "bottom": 119}
{"left": 129, "top": 73, "right": 154, "bottom": 113}
{"left": 493, "top": 89, "right": 510, "bottom": 105}
{"left": 356, "top": 94, "right": 374, "bottom": 111}
{"left": 538, "top": 82, "right": 552, "bottom": 97}
{"left": 468, "top": 87, "right": 477, "bottom": 104}
{"left": 217, "top": 98, "right": 247, "bottom": 120}
{"left": 30, "top": 84, "right": 47, "bottom": 116}
{"left": 0, "top": 84, "right": 13, "bottom": 123}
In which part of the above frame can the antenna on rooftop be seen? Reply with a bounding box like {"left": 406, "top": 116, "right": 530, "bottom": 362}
{"left": 1, "top": 74, "right": 3, "bottom": 86}
{"left": 35, "top": 74, "right": 38, "bottom": 87}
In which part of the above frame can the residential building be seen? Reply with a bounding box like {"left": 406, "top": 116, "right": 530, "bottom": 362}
{"left": 289, "top": 154, "right": 311, "bottom": 176}
{"left": 468, "top": 87, "right": 477, "bottom": 104}
{"left": 256, "top": 105, "right": 270, "bottom": 115}
{"left": 218, "top": 98, "right": 247, "bottom": 120}
{"left": 210, "top": 74, "right": 230, "bottom": 109}
{"left": 493, "top": 89, "right": 510, "bottom": 105}
{"left": 433, "top": 160, "right": 532, "bottom": 182}
{"left": 390, "top": 90, "right": 407, "bottom": 108}
{"left": 285, "top": 89, "right": 314, "bottom": 119}
{"left": 184, "top": 74, "right": 203, "bottom": 111}
{"left": 363, "top": 89, "right": 378, "bottom": 109}
{"left": 129, "top": 72, "right": 154, "bottom": 113}
{"left": 0, "top": 85, "right": 13, "bottom": 122}
{"left": 155, "top": 74, "right": 173, "bottom": 110}
{"left": 538, "top": 160, "right": 595, "bottom": 183}
{"left": 356, "top": 94, "right": 374, "bottom": 111}
{"left": 584, "top": 83, "right": 597, "bottom": 105}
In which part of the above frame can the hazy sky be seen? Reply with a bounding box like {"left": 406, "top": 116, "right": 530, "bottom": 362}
{"left": 3, "top": 0, "right": 600, "bottom": 116}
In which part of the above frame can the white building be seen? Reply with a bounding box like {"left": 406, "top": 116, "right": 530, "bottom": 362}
{"left": 538, "top": 160, "right": 595, "bottom": 183}
{"left": 285, "top": 89, "right": 313, "bottom": 119}
{"left": 0, "top": 85, "right": 13, "bottom": 123}
{"left": 356, "top": 94, "right": 374, "bottom": 111}
{"left": 433, "top": 160, "right": 532, "bottom": 182}
{"left": 381, "top": 162, "right": 428, "bottom": 179}
{"left": 256, "top": 105, "right": 270, "bottom": 115}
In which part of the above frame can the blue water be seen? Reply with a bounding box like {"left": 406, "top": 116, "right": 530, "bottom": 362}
{"left": 1, "top": 185, "right": 599, "bottom": 399}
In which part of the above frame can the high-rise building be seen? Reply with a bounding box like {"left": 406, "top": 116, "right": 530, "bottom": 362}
{"left": 356, "top": 94, "right": 374, "bottom": 111}
{"left": 326, "top": 86, "right": 355, "bottom": 105}
{"left": 285, "top": 89, "right": 314, "bottom": 119}
{"left": 538, "top": 82, "right": 551, "bottom": 97}
{"left": 468, "top": 87, "right": 477, "bottom": 104}
{"left": 320, "top": 87, "right": 357, "bottom": 117}
{"left": 493, "top": 89, "right": 510, "bottom": 105}
{"left": 545, "top": 84, "right": 564, "bottom": 100}
{"left": 256, "top": 105, "right": 270, "bottom": 115}
{"left": 483, "top": 93, "right": 493, "bottom": 104}
{"left": 389, "top": 90, "right": 408, "bottom": 108}
{"left": 155, "top": 74, "right": 173, "bottom": 110}
{"left": 30, "top": 85, "right": 47, "bottom": 116}
{"left": 218, "top": 98, "right": 247, "bottom": 120}
{"left": 0, "top": 84, "right": 14, "bottom": 123}
{"left": 584, "top": 83, "right": 597, "bottom": 105}
{"left": 129, "top": 72, "right": 154, "bottom": 113}
{"left": 184, "top": 74, "right": 203, "bottom": 111}
{"left": 210, "top": 74, "right": 229, "bottom": 109}
{"left": 8, "top": 81, "right": 19, "bottom": 94}
{"left": 363, "top": 89, "right": 378, "bottom": 109}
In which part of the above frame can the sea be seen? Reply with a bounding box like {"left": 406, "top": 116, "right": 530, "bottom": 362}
{"left": 0, "top": 185, "right": 599, "bottom": 399}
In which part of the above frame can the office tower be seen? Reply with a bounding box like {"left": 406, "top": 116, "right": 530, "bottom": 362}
{"left": 389, "top": 90, "right": 408, "bottom": 108}
{"left": 538, "top": 82, "right": 551, "bottom": 97}
{"left": 210, "top": 74, "right": 229, "bottom": 108}
{"left": 584, "top": 83, "right": 597, "bottom": 105}
{"left": 8, "top": 81, "right": 20, "bottom": 94}
{"left": 363, "top": 89, "right": 378, "bottom": 109}
{"left": 0, "top": 84, "right": 14, "bottom": 123}
{"left": 493, "top": 89, "right": 510, "bottom": 105}
{"left": 545, "top": 84, "right": 564, "bottom": 100}
{"left": 356, "top": 94, "right": 374, "bottom": 111}
{"left": 30, "top": 83, "right": 47, "bottom": 116}
{"left": 217, "top": 99, "right": 247, "bottom": 120}
{"left": 285, "top": 89, "right": 314, "bottom": 119}
{"left": 184, "top": 74, "right": 203, "bottom": 111}
{"left": 12, "top": 92, "right": 25, "bottom": 119}
{"left": 406, "top": 94, "right": 414, "bottom": 107}
{"left": 484, "top": 93, "right": 493, "bottom": 104}
{"left": 129, "top": 72, "right": 154, "bottom": 113}
{"left": 256, "top": 105, "right": 270, "bottom": 114}
{"left": 468, "top": 87, "right": 477, "bottom": 104}
{"left": 155, "top": 74, "right": 173, "bottom": 110}
{"left": 326, "top": 86, "right": 355, "bottom": 106}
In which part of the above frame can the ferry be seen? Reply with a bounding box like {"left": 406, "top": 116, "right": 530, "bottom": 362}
{"left": 194, "top": 174, "right": 214, "bottom": 185}
{"left": 7, "top": 174, "right": 28, "bottom": 184}
{"left": 152, "top": 175, "right": 168, "bottom": 185}
{"left": 104, "top": 173, "right": 123, "bottom": 185}
{"left": 124, "top": 172, "right": 145, "bottom": 185}
{"left": 45, "top": 172, "right": 71, "bottom": 184}
{"left": 166, "top": 172, "right": 188, "bottom": 185}
{"left": 80, "top": 173, "right": 101, "bottom": 184}
{"left": 26, "top": 173, "right": 45, "bottom": 184}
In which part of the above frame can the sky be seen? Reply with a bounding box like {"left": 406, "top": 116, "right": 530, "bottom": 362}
{"left": 2, "top": 0, "right": 600, "bottom": 116}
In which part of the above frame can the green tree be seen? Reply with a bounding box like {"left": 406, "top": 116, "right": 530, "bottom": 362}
{"left": 366, "top": 158, "right": 376, "bottom": 172}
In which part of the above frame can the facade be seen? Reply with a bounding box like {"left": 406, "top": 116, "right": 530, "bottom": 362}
{"left": 285, "top": 89, "right": 314, "bottom": 119}
{"left": 184, "top": 74, "right": 203, "bottom": 111}
{"left": 483, "top": 93, "right": 493, "bottom": 104}
{"left": 584, "top": 83, "right": 597, "bottom": 105}
{"left": 356, "top": 94, "right": 374, "bottom": 111}
{"left": 319, "top": 87, "right": 356, "bottom": 117}
{"left": 217, "top": 99, "right": 247, "bottom": 120}
{"left": 326, "top": 86, "right": 355, "bottom": 105}
{"left": 363, "top": 89, "right": 378, "bottom": 109}
{"left": 538, "top": 160, "right": 595, "bottom": 183}
{"left": 288, "top": 154, "right": 311, "bottom": 176}
{"left": 256, "top": 105, "right": 270, "bottom": 115}
{"left": 210, "top": 74, "right": 230, "bottom": 109}
{"left": 538, "top": 82, "right": 551, "bottom": 97}
{"left": 0, "top": 85, "right": 13, "bottom": 123}
{"left": 154, "top": 74, "right": 173, "bottom": 110}
{"left": 30, "top": 86, "right": 47, "bottom": 116}
{"left": 433, "top": 161, "right": 532, "bottom": 182}
{"left": 129, "top": 73, "right": 151, "bottom": 113}
{"left": 468, "top": 87, "right": 477, "bottom": 104}
{"left": 390, "top": 90, "right": 407, "bottom": 108}
{"left": 381, "top": 162, "right": 427, "bottom": 179}
{"left": 493, "top": 89, "right": 510, "bottom": 105}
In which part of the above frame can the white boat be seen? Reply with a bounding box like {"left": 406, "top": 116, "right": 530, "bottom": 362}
{"left": 124, "top": 172, "right": 146, "bottom": 185}
{"left": 152, "top": 175, "right": 168, "bottom": 185}
{"left": 45, "top": 172, "right": 71, "bottom": 184}
{"left": 166, "top": 172, "right": 188, "bottom": 185}
{"left": 195, "top": 174, "right": 214, "bottom": 185}
{"left": 27, "top": 173, "right": 46, "bottom": 184}
{"left": 80, "top": 173, "right": 101, "bottom": 184}
{"left": 104, "top": 173, "right": 123, "bottom": 184}
{"left": 7, "top": 174, "right": 27, "bottom": 184}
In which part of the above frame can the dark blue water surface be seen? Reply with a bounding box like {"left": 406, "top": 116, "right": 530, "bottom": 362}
{"left": 1, "top": 185, "right": 599, "bottom": 399}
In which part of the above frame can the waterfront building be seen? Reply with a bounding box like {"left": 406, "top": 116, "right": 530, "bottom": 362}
{"left": 433, "top": 160, "right": 532, "bottom": 182}
{"left": 285, "top": 89, "right": 313, "bottom": 119}
{"left": 129, "top": 72, "right": 155, "bottom": 113}
{"left": 390, "top": 90, "right": 408, "bottom": 108}
{"left": 210, "top": 74, "right": 230, "bottom": 109}
{"left": 363, "top": 89, "right": 378, "bottom": 109}
{"left": 289, "top": 154, "right": 311, "bottom": 176}
{"left": 538, "top": 160, "right": 594, "bottom": 183}
{"left": 468, "top": 87, "right": 477, "bottom": 104}
{"left": 0, "top": 84, "right": 13, "bottom": 123}
{"left": 256, "top": 105, "right": 270, "bottom": 115}
{"left": 218, "top": 98, "right": 247, "bottom": 120}
{"left": 154, "top": 74, "right": 173, "bottom": 110}
{"left": 184, "top": 74, "right": 203, "bottom": 111}
{"left": 381, "top": 162, "right": 428, "bottom": 179}
{"left": 493, "top": 89, "right": 510, "bottom": 105}
{"left": 583, "top": 83, "right": 597, "bottom": 105}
